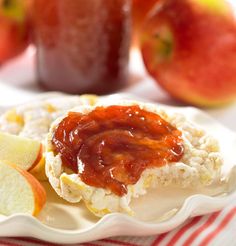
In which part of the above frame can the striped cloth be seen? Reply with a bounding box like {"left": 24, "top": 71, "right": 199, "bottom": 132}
{"left": 1, "top": 200, "right": 236, "bottom": 246}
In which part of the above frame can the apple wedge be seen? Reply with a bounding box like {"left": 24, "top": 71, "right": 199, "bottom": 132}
{"left": 0, "top": 161, "right": 46, "bottom": 216}
{"left": 30, "top": 157, "right": 48, "bottom": 181}
{"left": 0, "top": 132, "right": 43, "bottom": 171}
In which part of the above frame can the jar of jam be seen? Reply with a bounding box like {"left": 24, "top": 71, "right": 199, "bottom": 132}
{"left": 33, "top": 0, "right": 131, "bottom": 94}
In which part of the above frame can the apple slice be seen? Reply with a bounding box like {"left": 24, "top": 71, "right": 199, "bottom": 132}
{"left": 0, "top": 132, "right": 43, "bottom": 171}
{"left": 0, "top": 161, "right": 46, "bottom": 216}
{"left": 30, "top": 157, "right": 48, "bottom": 181}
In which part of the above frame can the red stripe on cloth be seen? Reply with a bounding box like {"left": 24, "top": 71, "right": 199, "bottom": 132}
{"left": 101, "top": 238, "right": 140, "bottom": 246}
{"left": 199, "top": 207, "right": 236, "bottom": 246}
{"left": 82, "top": 243, "right": 102, "bottom": 246}
{"left": 166, "top": 216, "right": 202, "bottom": 246}
{"left": 151, "top": 216, "right": 202, "bottom": 246}
{"left": 12, "top": 237, "right": 60, "bottom": 246}
{"left": 0, "top": 240, "right": 23, "bottom": 246}
{"left": 151, "top": 232, "right": 168, "bottom": 246}
{"left": 182, "top": 211, "right": 220, "bottom": 246}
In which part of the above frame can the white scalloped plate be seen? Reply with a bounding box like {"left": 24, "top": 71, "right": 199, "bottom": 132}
{"left": 0, "top": 94, "right": 236, "bottom": 244}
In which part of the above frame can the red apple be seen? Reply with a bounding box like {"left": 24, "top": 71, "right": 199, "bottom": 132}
{"left": 141, "top": 0, "right": 236, "bottom": 107}
{"left": 132, "top": 0, "right": 159, "bottom": 47}
{"left": 0, "top": 0, "right": 30, "bottom": 64}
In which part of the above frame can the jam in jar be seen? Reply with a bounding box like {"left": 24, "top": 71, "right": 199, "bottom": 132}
{"left": 33, "top": 0, "right": 131, "bottom": 94}
{"left": 52, "top": 105, "right": 184, "bottom": 196}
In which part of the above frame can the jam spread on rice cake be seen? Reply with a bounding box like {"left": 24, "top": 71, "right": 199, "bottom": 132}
{"left": 51, "top": 105, "right": 184, "bottom": 196}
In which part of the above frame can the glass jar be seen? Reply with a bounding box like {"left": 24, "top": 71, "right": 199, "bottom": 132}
{"left": 33, "top": 0, "right": 131, "bottom": 94}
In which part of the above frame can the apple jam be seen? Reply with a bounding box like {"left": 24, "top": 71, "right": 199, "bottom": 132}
{"left": 52, "top": 105, "right": 184, "bottom": 196}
